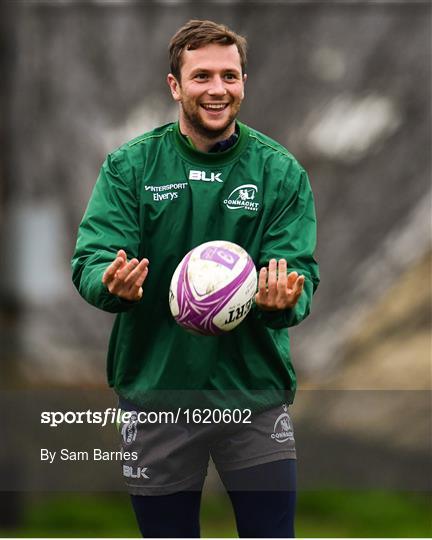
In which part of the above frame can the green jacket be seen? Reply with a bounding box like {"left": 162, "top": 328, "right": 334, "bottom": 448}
{"left": 72, "top": 121, "right": 319, "bottom": 412}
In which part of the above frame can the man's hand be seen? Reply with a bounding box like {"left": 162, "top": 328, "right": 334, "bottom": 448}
{"left": 255, "top": 259, "right": 304, "bottom": 311}
{"left": 102, "top": 249, "right": 149, "bottom": 302}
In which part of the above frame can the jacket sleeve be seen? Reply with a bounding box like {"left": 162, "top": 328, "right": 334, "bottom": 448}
{"left": 253, "top": 166, "right": 320, "bottom": 329}
{"left": 71, "top": 152, "right": 142, "bottom": 313}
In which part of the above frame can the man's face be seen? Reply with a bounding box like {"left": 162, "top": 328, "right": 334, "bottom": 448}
{"left": 168, "top": 43, "right": 246, "bottom": 139}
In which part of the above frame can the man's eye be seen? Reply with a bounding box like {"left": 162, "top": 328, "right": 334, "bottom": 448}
{"left": 224, "top": 73, "right": 237, "bottom": 80}
{"left": 195, "top": 73, "right": 208, "bottom": 80}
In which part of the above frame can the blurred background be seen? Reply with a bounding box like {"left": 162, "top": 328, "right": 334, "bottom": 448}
{"left": 0, "top": 0, "right": 430, "bottom": 537}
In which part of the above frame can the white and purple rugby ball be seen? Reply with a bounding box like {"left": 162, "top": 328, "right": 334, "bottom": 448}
{"left": 169, "top": 240, "right": 257, "bottom": 336}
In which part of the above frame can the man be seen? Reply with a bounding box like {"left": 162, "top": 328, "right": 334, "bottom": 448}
{"left": 72, "top": 19, "right": 319, "bottom": 538}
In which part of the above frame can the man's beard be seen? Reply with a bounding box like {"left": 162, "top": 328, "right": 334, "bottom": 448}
{"left": 182, "top": 101, "right": 241, "bottom": 140}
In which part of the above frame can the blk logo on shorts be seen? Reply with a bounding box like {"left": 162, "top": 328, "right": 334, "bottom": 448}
{"left": 123, "top": 465, "right": 149, "bottom": 479}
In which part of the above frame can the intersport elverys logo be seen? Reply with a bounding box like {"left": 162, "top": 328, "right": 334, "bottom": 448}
{"left": 223, "top": 184, "right": 260, "bottom": 212}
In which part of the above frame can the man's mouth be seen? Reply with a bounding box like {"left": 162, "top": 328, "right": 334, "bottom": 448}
{"left": 200, "top": 103, "right": 229, "bottom": 111}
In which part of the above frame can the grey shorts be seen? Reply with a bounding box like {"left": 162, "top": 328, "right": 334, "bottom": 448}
{"left": 118, "top": 401, "right": 296, "bottom": 495}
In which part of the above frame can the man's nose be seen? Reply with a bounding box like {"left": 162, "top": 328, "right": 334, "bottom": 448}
{"left": 207, "top": 76, "right": 227, "bottom": 96}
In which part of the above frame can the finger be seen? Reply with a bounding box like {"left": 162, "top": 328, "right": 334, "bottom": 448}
{"left": 124, "top": 282, "right": 144, "bottom": 301}
{"left": 102, "top": 256, "right": 126, "bottom": 284}
{"left": 134, "top": 265, "right": 149, "bottom": 289}
{"left": 255, "top": 267, "right": 268, "bottom": 303}
{"left": 124, "top": 258, "right": 149, "bottom": 285}
{"left": 103, "top": 250, "right": 128, "bottom": 284}
{"left": 128, "top": 261, "right": 150, "bottom": 301}
{"left": 287, "top": 276, "right": 304, "bottom": 306}
{"left": 267, "top": 259, "right": 278, "bottom": 299}
{"left": 117, "top": 249, "right": 127, "bottom": 262}
{"left": 293, "top": 275, "right": 305, "bottom": 296}
{"left": 116, "top": 258, "right": 140, "bottom": 282}
{"left": 277, "top": 259, "right": 287, "bottom": 291}
{"left": 286, "top": 271, "right": 299, "bottom": 290}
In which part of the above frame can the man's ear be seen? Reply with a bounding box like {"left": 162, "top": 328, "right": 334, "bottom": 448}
{"left": 167, "top": 73, "right": 182, "bottom": 101}
{"left": 241, "top": 73, "right": 247, "bottom": 99}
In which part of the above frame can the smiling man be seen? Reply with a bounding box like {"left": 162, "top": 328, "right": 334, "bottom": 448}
{"left": 72, "top": 20, "right": 319, "bottom": 538}
{"left": 167, "top": 41, "right": 245, "bottom": 149}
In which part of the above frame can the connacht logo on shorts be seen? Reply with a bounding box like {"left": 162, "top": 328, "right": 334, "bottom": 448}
{"left": 121, "top": 411, "right": 138, "bottom": 445}
{"left": 270, "top": 405, "right": 294, "bottom": 443}
{"left": 223, "top": 184, "right": 259, "bottom": 212}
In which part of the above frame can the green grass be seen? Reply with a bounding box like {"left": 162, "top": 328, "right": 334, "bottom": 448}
{"left": 0, "top": 490, "right": 430, "bottom": 538}
{"left": 0, "top": 493, "right": 138, "bottom": 538}
{"left": 296, "top": 491, "right": 432, "bottom": 538}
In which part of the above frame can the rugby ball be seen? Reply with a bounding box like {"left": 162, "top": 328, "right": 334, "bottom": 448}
{"left": 169, "top": 240, "right": 257, "bottom": 336}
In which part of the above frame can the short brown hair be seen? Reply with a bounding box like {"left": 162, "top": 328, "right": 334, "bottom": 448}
{"left": 169, "top": 19, "right": 247, "bottom": 81}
